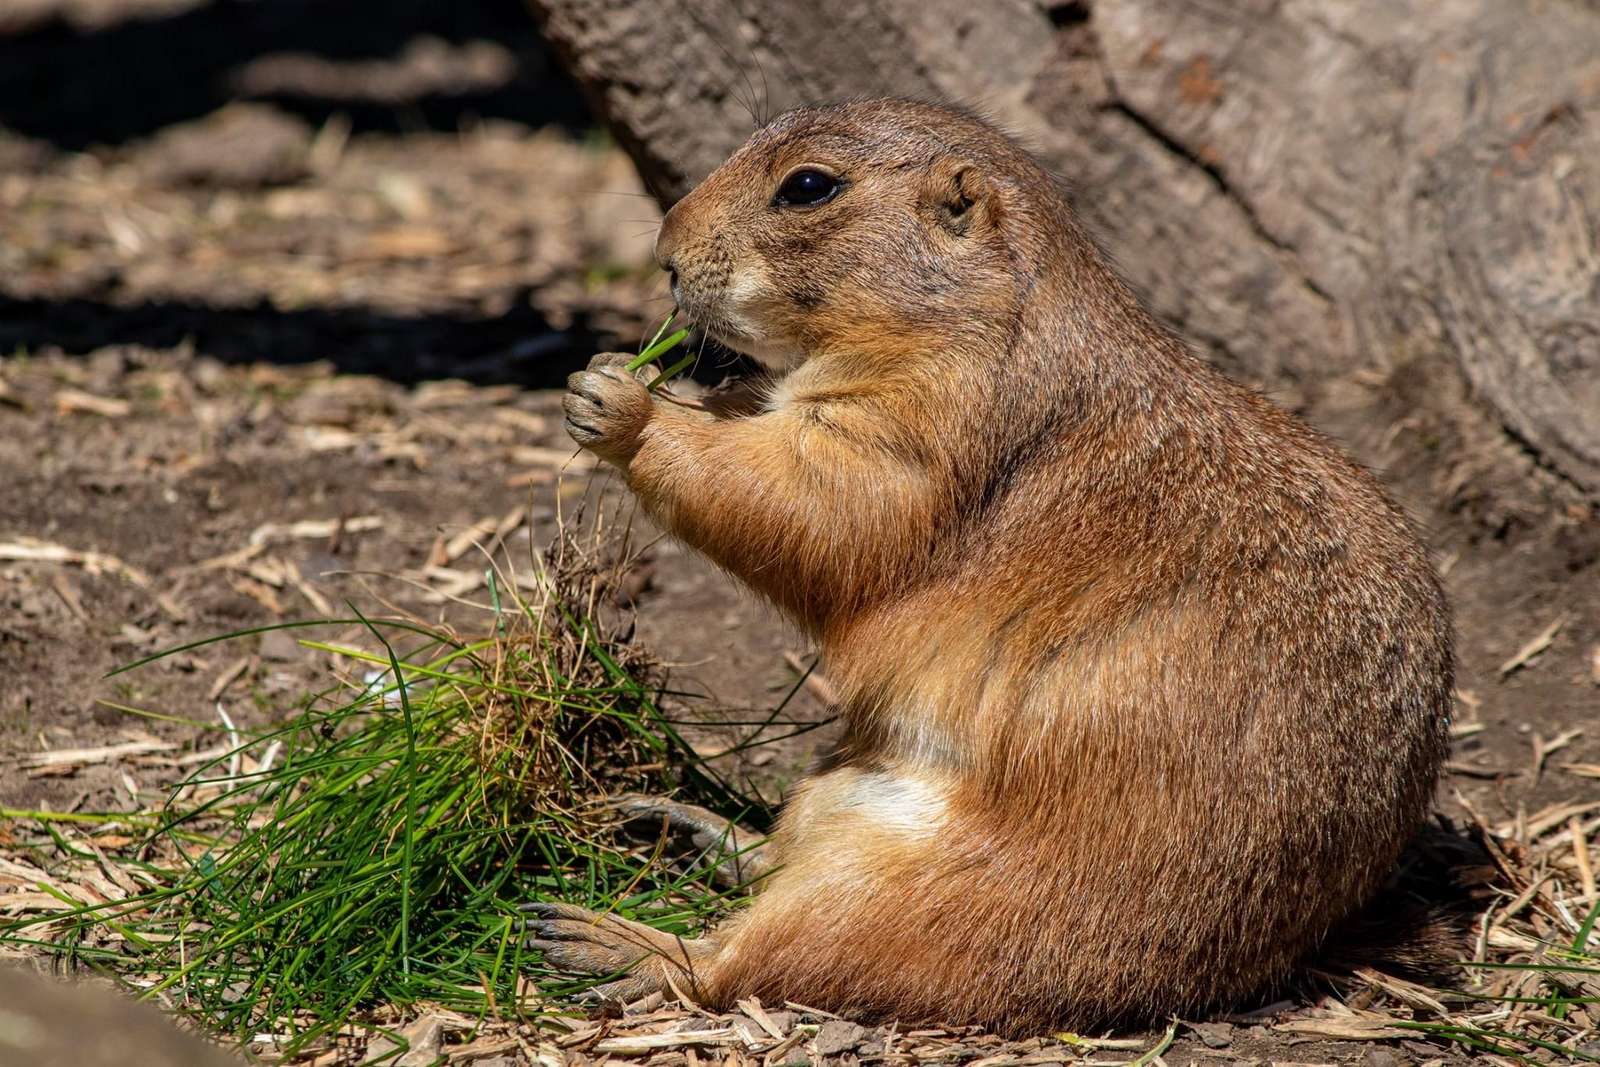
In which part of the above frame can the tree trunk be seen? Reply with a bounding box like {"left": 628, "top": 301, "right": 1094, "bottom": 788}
{"left": 531, "top": 0, "right": 1600, "bottom": 504}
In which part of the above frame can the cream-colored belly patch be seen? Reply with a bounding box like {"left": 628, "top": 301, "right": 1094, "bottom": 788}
{"left": 836, "top": 769, "right": 949, "bottom": 835}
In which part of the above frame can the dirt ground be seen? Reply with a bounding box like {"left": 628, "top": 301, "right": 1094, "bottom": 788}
{"left": 1, "top": 1, "right": 1597, "bottom": 1064}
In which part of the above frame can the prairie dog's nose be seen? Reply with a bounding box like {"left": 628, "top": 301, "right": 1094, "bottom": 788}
{"left": 654, "top": 206, "right": 684, "bottom": 281}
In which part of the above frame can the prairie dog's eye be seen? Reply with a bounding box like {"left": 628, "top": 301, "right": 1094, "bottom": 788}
{"left": 775, "top": 168, "right": 842, "bottom": 207}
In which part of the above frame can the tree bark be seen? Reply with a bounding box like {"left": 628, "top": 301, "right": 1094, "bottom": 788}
{"left": 530, "top": 0, "right": 1600, "bottom": 501}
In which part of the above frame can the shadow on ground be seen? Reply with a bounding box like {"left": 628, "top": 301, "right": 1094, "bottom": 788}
{"left": 0, "top": 294, "right": 606, "bottom": 386}
{"left": 0, "top": 0, "right": 590, "bottom": 149}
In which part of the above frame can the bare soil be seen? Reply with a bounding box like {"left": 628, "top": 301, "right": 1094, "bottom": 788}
{"left": 1, "top": 2, "right": 1596, "bottom": 1064}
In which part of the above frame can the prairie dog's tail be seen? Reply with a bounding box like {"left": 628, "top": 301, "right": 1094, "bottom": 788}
{"left": 1317, "top": 903, "right": 1468, "bottom": 983}
{"left": 1311, "top": 819, "right": 1485, "bottom": 985}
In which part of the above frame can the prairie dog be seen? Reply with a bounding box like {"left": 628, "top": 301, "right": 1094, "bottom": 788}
{"left": 544, "top": 99, "right": 1452, "bottom": 1034}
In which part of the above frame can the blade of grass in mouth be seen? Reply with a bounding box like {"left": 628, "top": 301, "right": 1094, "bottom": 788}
{"left": 627, "top": 328, "right": 690, "bottom": 373}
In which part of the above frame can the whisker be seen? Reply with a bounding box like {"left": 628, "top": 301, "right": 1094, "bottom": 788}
{"left": 752, "top": 41, "right": 772, "bottom": 126}
{"left": 683, "top": 20, "right": 763, "bottom": 131}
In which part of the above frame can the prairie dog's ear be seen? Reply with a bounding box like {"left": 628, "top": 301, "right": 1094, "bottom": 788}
{"left": 924, "top": 162, "right": 994, "bottom": 236}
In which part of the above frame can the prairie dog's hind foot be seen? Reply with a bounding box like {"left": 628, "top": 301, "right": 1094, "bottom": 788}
{"left": 522, "top": 901, "right": 716, "bottom": 1004}
{"left": 615, "top": 794, "right": 773, "bottom": 887}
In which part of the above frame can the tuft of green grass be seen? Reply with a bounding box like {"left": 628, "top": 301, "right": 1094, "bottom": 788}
{"left": 0, "top": 542, "right": 764, "bottom": 1059}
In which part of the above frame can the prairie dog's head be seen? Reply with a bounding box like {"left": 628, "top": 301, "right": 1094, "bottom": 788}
{"left": 654, "top": 100, "right": 1065, "bottom": 370}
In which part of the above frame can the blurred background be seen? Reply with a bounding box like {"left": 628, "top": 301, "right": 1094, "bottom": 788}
{"left": 0, "top": 0, "right": 662, "bottom": 382}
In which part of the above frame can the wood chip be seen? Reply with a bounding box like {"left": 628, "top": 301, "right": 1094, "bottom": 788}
{"left": 592, "top": 1028, "right": 738, "bottom": 1054}
{"left": 812, "top": 1020, "right": 865, "bottom": 1056}
{"left": 19, "top": 737, "right": 179, "bottom": 770}
{"left": 736, "top": 998, "right": 787, "bottom": 1041}
{"left": 154, "top": 590, "right": 189, "bottom": 622}
{"left": 288, "top": 570, "right": 334, "bottom": 616}
{"left": 72, "top": 865, "right": 130, "bottom": 905}
{"left": 416, "top": 565, "right": 484, "bottom": 601}
{"left": 307, "top": 111, "right": 351, "bottom": 174}
{"left": 1353, "top": 966, "right": 1448, "bottom": 1015}
{"left": 1275, "top": 1015, "right": 1408, "bottom": 1040}
{"left": 0, "top": 538, "right": 150, "bottom": 586}
{"left": 54, "top": 388, "right": 131, "bottom": 417}
{"left": 1052, "top": 1033, "right": 1149, "bottom": 1051}
{"left": 89, "top": 834, "right": 135, "bottom": 848}
{"left": 208, "top": 655, "right": 255, "bottom": 700}
{"left": 753, "top": 1028, "right": 807, "bottom": 1062}
{"left": 231, "top": 575, "right": 285, "bottom": 615}
{"left": 553, "top": 1024, "right": 602, "bottom": 1048}
{"left": 1499, "top": 798, "right": 1600, "bottom": 842}
{"left": 48, "top": 573, "right": 89, "bottom": 622}
{"left": 1498, "top": 614, "right": 1566, "bottom": 676}
{"left": 360, "top": 227, "right": 457, "bottom": 259}
{"left": 444, "top": 1037, "right": 521, "bottom": 1061}
{"left": 443, "top": 517, "right": 500, "bottom": 564}
{"left": 491, "top": 408, "right": 549, "bottom": 433}
{"left": 296, "top": 426, "right": 362, "bottom": 452}
{"left": 244, "top": 556, "right": 289, "bottom": 588}
{"left": 248, "top": 515, "right": 384, "bottom": 547}
{"left": 1531, "top": 727, "right": 1584, "bottom": 783}
{"left": 194, "top": 541, "right": 267, "bottom": 572}
{"left": 1486, "top": 926, "right": 1541, "bottom": 951}
{"left": 0, "top": 891, "right": 73, "bottom": 914}
{"left": 494, "top": 504, "right": 527, "bottom": 539}
{"left": 363, "top": 1014, "right": 446, "bottom": 1066}
{"left": 0, "top": 857, "right": 79, "bottom": 900}
{"left": 1572, "top": 816, "right": 1597, "bottom": 900}
{"left": 425, "top": 534, "right": 450, "bottom": 568}
{"left": 411, "top": 381, "right": 517, "bottom": 409}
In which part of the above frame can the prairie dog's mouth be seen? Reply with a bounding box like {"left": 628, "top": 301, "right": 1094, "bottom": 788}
{"left": 671, "top": 274, "right": 759, "bottom": 340}
{"left": 670, "top": 273, "right": 803, "bottom": 371}
{"left": 691, "top": 319, "right": 803, "bottom": 372}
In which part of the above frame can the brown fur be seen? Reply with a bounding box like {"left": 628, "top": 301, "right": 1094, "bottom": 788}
{"left": 551, "top": 99, "right": 1453, "bottom": 1035}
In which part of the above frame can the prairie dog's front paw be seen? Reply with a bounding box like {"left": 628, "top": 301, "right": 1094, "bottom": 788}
{"left": 563, "top": 352, "right": 653, "bottom": 465}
